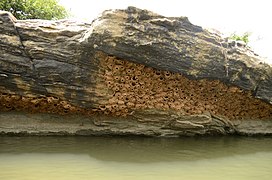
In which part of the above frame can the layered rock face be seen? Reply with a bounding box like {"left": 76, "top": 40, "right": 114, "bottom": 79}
{"left": 0, "top": 7, "right": 271, "bottom": 136}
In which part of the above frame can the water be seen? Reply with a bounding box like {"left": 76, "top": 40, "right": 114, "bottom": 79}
{"left": 0, "top": 136, "right": 272, "bottom": 180}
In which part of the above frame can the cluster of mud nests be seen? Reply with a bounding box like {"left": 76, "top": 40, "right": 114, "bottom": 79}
{"left": 0, "top": 94, "right": 90, "bottom": 115}
{"left": 96, "top": 55, "right": 272, "bottom": 120}
{"left": 0, "top": 54, "right": 272, "bottom": 120}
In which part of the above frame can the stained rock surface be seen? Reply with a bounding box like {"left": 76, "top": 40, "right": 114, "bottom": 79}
{"left": 0, "top": 7, "right": 271, "bottom": 136}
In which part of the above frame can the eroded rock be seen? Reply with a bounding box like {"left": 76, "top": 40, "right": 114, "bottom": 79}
{"left": 0, "top": 7, "right": 271, "bottom": 136}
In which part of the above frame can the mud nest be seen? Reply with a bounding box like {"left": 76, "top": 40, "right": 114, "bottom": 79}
{"left": 0, "top": 94, "right": 90, "bottom": 115}
{"left": 0, "top": 53, "right": 272, "bottom": 120}
{"left": 96, "top": 54, "right": 272, "bottom": 120}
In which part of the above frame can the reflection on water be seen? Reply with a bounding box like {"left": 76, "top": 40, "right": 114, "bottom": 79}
{"left": 0, "top": 136, "right": 272, "bottom": 180}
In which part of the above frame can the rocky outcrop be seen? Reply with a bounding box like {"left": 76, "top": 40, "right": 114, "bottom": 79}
{"left": 0, "top": 7, "right": 271, "bottom": 136}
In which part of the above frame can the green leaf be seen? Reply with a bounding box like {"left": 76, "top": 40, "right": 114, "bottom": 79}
{"left": 229, "top": 32, "right": 251, "bottom": 44}
{"left": 0, "top": 0, "right": 69, "bottom": 20}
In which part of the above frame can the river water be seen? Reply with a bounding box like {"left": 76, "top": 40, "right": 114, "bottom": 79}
{"left": 0, "top": 136, "right": 271, "bottom": 180}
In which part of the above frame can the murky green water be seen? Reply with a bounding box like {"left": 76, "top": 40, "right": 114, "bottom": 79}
{"left": 0, "top": 136, "right": 272, "bottom": 180}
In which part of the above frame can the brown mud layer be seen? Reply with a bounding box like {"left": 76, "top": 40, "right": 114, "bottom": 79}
{"left": 1, "top": 52, "right": 272, "bottom": 137}
{"left": 1, "top": 53, "right": 272, "bottom": 121}
{"left": 96, "top": 54, "right": 272, "bottom": 120}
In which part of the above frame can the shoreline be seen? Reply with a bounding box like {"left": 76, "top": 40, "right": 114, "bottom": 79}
{"left": 1, "top": 111, "right": 272, "bottom": 137}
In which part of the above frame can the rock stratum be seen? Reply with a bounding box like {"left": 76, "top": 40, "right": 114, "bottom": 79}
{"left": 0, "top": 7, "right": 272, "bottom": 137}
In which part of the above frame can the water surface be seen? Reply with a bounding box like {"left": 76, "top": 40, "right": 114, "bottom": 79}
{"left": 0, "top": 136, "right": 272, "bottom": 180}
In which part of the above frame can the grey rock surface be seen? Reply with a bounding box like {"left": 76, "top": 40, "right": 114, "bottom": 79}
{"left": 1, "top": 111, "right": 271, "bottom": 136}
{"left": 1, "top": 8, "right": 272, "bottom": 105}
{"left": 86, "top": 7, "right": 272, "bottom": 104}
{"left": 0, "top": 7, "right": 271, "bottom": 136}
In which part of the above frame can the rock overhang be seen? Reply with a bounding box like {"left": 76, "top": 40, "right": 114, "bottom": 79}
{"left": 0, "top": 7, "right": 271, "bottom": 136}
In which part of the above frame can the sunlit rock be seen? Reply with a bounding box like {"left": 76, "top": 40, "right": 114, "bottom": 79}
{"left": 0, "top": 7, "right": 271, "bottom": 136}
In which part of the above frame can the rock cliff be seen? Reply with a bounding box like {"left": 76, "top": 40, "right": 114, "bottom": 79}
{"left": 0, "top": 7, "right": 271, "bottom": 136}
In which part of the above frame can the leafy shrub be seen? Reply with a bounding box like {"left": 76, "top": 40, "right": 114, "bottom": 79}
{"left": 229, "top": 32, "right": 251, "bottom": 44}
{"left": 0, "top": 0, "right": 68, "bottom": 20}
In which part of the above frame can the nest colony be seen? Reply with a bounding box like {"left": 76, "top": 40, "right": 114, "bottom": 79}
{"left": 0, "top": 53, "right": 272, "bottom": 120}
{"left": 96, "top": 55, "right": 272, "bottom": 120}
{"left": 0, "top": 94, "right": 85, "bottom": 115}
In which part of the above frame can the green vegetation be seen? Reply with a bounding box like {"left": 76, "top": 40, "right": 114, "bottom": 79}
{"left": 0, "top": 0, "right": 69, "bottom": 20}
{"left": 229, "top": 32, "right": 251, "bottom": 44}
